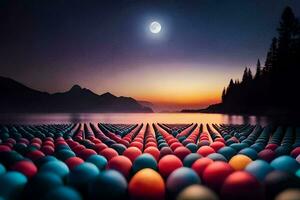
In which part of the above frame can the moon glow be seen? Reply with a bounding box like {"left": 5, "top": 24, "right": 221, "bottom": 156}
{"left": 149, "top": 21, "right": 161, "bottom": 34}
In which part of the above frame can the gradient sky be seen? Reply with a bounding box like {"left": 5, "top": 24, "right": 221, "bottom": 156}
{"left": 1, "top": 0, "right": 300, "bottom": 111}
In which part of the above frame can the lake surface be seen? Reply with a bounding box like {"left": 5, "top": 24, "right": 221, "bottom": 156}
{"left": 0, "top": 113, "right": 270, "bottom": 126}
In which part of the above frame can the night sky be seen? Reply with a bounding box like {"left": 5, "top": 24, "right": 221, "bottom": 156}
{"left": 1, "top": 0, "right": 300, "bottom": 111}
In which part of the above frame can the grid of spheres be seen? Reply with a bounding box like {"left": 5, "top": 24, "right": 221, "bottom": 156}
{"left": 0, "top": 123, "right": 300, "bottom": 200}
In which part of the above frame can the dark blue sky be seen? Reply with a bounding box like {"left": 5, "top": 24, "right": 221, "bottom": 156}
{"left": 1, "top": 0, "right": 300, "bottom": 110}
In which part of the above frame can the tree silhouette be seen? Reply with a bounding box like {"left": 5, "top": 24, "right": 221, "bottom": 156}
{"left": 218, "top": 6, "right": 300, "bottom": 115}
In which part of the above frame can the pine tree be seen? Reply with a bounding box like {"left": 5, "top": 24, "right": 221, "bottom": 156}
{"left": 255, "top": 59, "right": 261, "bottom": 79}
{"left": 221, "top": 87, "right": 226, "bottom": 102}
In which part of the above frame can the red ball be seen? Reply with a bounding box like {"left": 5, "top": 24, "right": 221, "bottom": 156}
{"left": 11, "top": 160, "right": 37, "bottom": 178}
{"left": 265, "top": 144, "right": 278, "bottom": 151}
{"left": 123, "top": 147, "right": 142, "bottom": 162}
{"left": 130, "top": 142, "right": 143, "bottom": 150}
{"left": 174, "top": 147, "right": 191, "bottom": 160}
{"left": 170, "top": 142, "right": 183, "bottom": 151}
{"left": 94, "top": 143, "right": 108, "bottom": 153}
{"left": 100, "top": 148, "right": 119, "bottom": 161}
{"left": 159, "top": 147, "right": 173, "bottom": 159}
{"left": 192, "top": 157, "right": 214, "bottom": 178}
{"left": 65, "top": 156, "right": 84, "bottom": 170}
{"left": 0, "top": 145, "right": 11, "bottom": 152}
{"left": 210, "top": 141, "right": 225, "bottom": 152}
{"left": 258, "top": 149, "right": 276, "bottom": 162}
{"left": 108, "top": 155, "right": 132, "bottom": 178}
{"left": 291, "top": 147, "right": 300, "bottom": 158}
{"left": 144, "top": 147, "right": 160, "bottom": 161}
{"left": 221, "top": 171, "right": 264, "bottom": 200}
{"left": 26, "top": 150, "right": 45, "bottom": 161}
{"left": 158, "top": 155, "right": 183, "bottom": 178}
{"left": 79, "top": 149, "right": 97, "bottom": 160}
{"left": 41, "top": 145, "right": 55, "bottom": 155}
{"left": 202, "top": 161, "right": 234, "bottom": 192}
{"left": 197, "top": 146, "right": 215, "bottom": 157}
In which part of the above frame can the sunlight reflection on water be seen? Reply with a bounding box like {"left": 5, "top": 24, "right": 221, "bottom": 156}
{"left": 0, "top": 113, "right": 270, "bottom": 126}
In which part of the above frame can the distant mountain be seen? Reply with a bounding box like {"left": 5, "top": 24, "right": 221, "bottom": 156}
{"left": 0, "top": 76, "right": 153, "bottom": 113}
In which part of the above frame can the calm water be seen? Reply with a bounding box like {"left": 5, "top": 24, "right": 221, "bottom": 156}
{"left": 0, "top": 113, "right": 270, "bottom": 126}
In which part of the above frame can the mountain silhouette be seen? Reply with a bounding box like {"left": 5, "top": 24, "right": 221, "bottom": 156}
{"left": 0, "top": 76, "right": 153, "bottom": 113}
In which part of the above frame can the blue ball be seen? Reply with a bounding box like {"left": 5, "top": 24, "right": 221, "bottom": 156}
{"left": 69, "top": 162, "right": 100, "bottom": 188}
{"left": 245, "top": 160, "right": 273, "bottom": 181}
{"left": 89, "top": 170, "right": 127, "bottom": 200}
{"left": 56, "top": 149, "right": 76, "bottom": 161}
{"left": 132, "top": 153, "right": 157, "bottom": 174}
{"left": 86, "top": 155, "right": 107, "bottom": 170}
{"left": 36, "top": 156, "right": 57, "bottom": 167}
{"left": 166, "top": 167, "right": 201, "bottom": 195}
{"left": 0, "top": 163, "right": 6, "bottom": 176}
{"left": 207, "top": 153, "right": 227, "bottom": 162}
{"left": 183, "top": 153, "right": 202, "bottom": 167}
{"left": 218, "top": 146, "right": 237, "bottom": 160}
{"left": 0, "top": 171, "right": 27, "bottom": 200}
{"left": 239, "top": 148, "right": 258, "bottom": 160}
{"left": 186, "top": 143, "right": 198, "bottom": 153}
{"left": 271, "top": 156, "right": 300, "bottom": 174}
{"left": 23, "top": 172, "right": 63, "bottom": 200}
{"left": 45, "top": 186, "right": 82, "bottom": 200}
{"left": 40, "top": 160, "right": 69, "bottom": 179}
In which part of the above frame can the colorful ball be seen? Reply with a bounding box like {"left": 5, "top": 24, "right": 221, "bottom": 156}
{"left": 221, "top": 171, "right": 264, "bottom": 200}
{"left": 207, "top": 153, "right": 227, "bottom": 162}
{"left": 108, "top": 155, "right": 132, "bottom": 178}
{"left": 0, "top": 171, "right": 27, "bottom": 200}
{"left": 229, "top": 155, "right": 252, "bottom": 170}
{"left": 183, "top": 153, "right": 202, "bottom": 167}
{"left": 210, "top": 141, "right": 225, "bottom": 152}
{"left": 275, "top": 189, "right": 300, "bottom": 200}
{"left": 129, "top": 168, "right": 165, "bottom": 200}
{"left": 202, "top": 161, "right": 234, "bottom": 192}
{"left": 45, "top": 186, "right": 82, "bottom": 200}
{"left": 186, "top": 143, "right": 198, "bottom": 153}
{"left": 245, "top": 160, "right": 273, "bottom": 181}
{"left": 192, "top": 157, "right": 214, "bottom": 178}
{"left": 122, "top": 147, "right": 142, "bottom": 162}
{"left": 144, "top": 147, "right": 160, "bottom": 161}
{"left": 11, "top": 160, "right": 37, "bottom": 178}
{"left": 174, "top": 147, "right": 191, "bottom": 160}
{"left": 218, "top": 146, "right": 237, "bottom": 160}
{"left": 158, "top": 155, "right": 183, "bottom": 178}
{"left": 132, "top": 153, "right": 157, "bottom": 174}
{"left": 264, "top": 170, "right": 300, "bottom": 200}
{"left": 197, "top": 146, "right": 215, "bottom": 157}
{"left": 271, "top": 155, "right": 300, "bottom": 174}
{"left": 99, "top": 148, "right": 119, "bottom": 161}
{"left": 40, "top": 160, "right": 69, "bottom": 179}
{"left": 176, "top": 185, "right": 219, "bottom": 200}
{"left": 89, "top": 170, "right": 127, "bottom": 200}
{"left": 65, "top": 157, "right": 84, "bottom": 170}
{"left": 239, "top": 147, "right": 258, "bottom": 160}
{"left": 258, "top": 149, "right": 276, "bottom": 162}
{"left": 167, "top": 167, "right": 201, "bottom": 196}
{"left": 23, "top": 172, "right": 63, "bottom": 200}
{"left": 86, "top": 154, "right": 107, "bottom": 170}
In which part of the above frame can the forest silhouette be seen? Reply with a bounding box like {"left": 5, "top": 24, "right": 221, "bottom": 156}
{"left": 188, "top": 7, "right": 300, "bottom": 116}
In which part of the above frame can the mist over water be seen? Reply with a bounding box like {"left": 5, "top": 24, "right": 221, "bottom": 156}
{"left": 0, "top": 113, "right": 270, "bottom": 126}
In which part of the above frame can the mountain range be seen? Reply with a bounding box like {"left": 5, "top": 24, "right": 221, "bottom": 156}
{"left": 0, "top": 76, "right": 153, "bottom": 113}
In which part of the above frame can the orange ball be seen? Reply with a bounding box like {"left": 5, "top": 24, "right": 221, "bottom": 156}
{"left": 129, "top": 168, "right": 165, "bottom": 200}
{"left": 229, "top": 155, "right": 252, "bottom": 170}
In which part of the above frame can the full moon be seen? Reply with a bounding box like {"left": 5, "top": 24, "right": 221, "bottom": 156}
{"left": 149, "top": 21, "right": 161, "bottom": 34}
